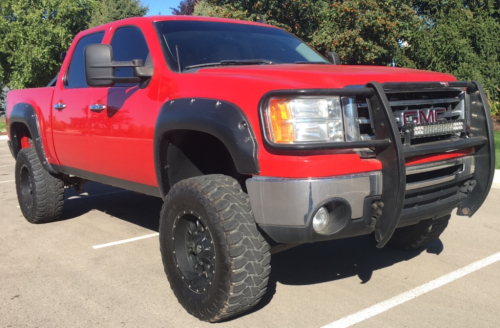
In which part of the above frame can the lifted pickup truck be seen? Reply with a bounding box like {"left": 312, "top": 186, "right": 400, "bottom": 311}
{"left": 5, "top": 16, "right": 495, "bottom": 322}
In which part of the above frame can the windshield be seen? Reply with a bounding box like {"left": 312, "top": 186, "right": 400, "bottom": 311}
{"left": 154, "top": 20, "right": 328, "bottom": 72}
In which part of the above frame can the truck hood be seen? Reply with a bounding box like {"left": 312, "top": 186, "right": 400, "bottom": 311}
{"left": 194, "top": 64, "right": 456, "bottom": 88}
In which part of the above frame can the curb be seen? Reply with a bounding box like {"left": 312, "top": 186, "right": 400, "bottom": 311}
{"left": 494, "top": 170, "right": 500, "bottom": 184}
{"left": 0, "top": 135, "right": 8, "bottom": 140}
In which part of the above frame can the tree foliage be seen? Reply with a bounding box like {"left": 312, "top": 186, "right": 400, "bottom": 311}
{"left": 0, "top": 0, "right": 98, "bottom": 89}
{"left": 89, "top": 0, "right": 148, "bottom": 28}
{"left": 172, "top": 0, "right": 200, "bottom": 15}
{"left": 1, "top": 86, "right": 9, "bottom": 114}
{"left": 311, "top": 0, "right": 419, "bottom": 65}
{"left": 0, "top": 0, "right": 148, "bottom": 90}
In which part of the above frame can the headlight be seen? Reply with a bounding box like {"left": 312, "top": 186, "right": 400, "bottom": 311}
{"left": 264, "top": 96, "right": 359, "bottom": 144}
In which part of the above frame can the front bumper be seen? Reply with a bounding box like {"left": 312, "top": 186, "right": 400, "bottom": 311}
{"left": 250, "top": 81, "right": 495, "bottom": 246}
{"left": 247, "top": 156, "right": 476, "bottom": 244}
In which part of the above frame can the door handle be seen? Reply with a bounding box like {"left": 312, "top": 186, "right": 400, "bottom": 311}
{"left": 89, "top": 104, "right": 107, "bottom": 112}
{"left": 53, "top": 102, "right": 66, "bottom": 110}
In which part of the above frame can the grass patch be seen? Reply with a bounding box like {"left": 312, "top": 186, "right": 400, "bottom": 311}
{"left": 0, "top": 120, "right": 6, "bottom": 133}
{"left": 495, "top": 131, "right": 500, "bottom": 169}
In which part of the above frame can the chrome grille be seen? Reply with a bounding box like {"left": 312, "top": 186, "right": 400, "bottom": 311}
{"left": 355, "top": 87, "right": 467, "bottom": 145}
{"left": 355, "top": 96, "right": 373, "bottom": 141}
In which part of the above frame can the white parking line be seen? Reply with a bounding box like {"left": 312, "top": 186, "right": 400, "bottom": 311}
{"left": 0, "top": 180, "right": 14, "bottom": 184}
{"left": 0, "top": 164, "right": 14, "bottom": 167}
{"left": 93, "top": 232, "right": 159, "bottom": 249}
{"left": 321, "top": 251, "right": 500, "bottom": 328}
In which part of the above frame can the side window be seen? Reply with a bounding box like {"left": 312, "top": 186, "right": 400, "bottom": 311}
{"left": 110, "top": 26, "right": 151, "bottom": 85}
{"left": 66, "top": 32, "right": 105, "bottom": 88}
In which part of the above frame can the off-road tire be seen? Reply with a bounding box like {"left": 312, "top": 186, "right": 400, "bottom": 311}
{"left": 386, "top": 215, "right": 451, "bottom": 250}
{"left": 159, "top": 175, "right": 271, "bottom": 322}
{"left": 15, "top": 148, "right": 65, "bottom": 223}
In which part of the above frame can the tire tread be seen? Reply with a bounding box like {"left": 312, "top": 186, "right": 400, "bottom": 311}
{"left": 160, "top": 174, "right": 270, "bottom": 322}
{"left": 16, "top": 148, "right": 64, "bottom": 223}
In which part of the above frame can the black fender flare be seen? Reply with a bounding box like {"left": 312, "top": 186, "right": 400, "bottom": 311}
{"left": 154, "top": 98, "right": 259, "bottom": 197}
{"left": 9, "top": 103, "right": 59, "bottom": 175}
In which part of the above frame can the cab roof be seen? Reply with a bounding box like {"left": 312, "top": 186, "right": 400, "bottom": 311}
{"left": 83, "top": 15, "right": 277, "bottom": 35}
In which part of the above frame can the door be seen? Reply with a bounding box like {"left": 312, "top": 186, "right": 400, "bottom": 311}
{"left": 86, "top": 26, "right": 159, "bottom": 187}
{"left": 52, "top": 31, "right": 105, "bottom": 172}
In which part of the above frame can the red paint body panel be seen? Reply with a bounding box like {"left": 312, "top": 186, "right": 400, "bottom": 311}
{"left": 6, "top": 16, "right": 465, "bottom": 187}
{"left": 406, "top": 148, "right": 475, "bottom": 166}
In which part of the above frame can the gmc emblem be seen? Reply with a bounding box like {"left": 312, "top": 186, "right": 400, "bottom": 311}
{"left": 394, "top": 108, "right": 446, "bottom": 127}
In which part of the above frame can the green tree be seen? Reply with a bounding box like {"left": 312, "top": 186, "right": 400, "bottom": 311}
{"left": 194, "top": 1, "right": 260, "bottom": 21}
{"left": 0, "top": 0, "right": 148, "bottom": 90}
{"left": 172, "top": 0, "right": 200, "bottom": 15}
{"left": 89, "top": 0, "right": 148, "bottom": 28}
{"left": 403, "top": 0, "right": 500, "bottom": 113}
{"left": 0, "top": 0, "right": 98, "bottom": 89}
{"left": 311, "top": 0, "right": 419, "bottom": 65}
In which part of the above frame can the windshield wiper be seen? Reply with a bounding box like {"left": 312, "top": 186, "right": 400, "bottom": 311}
{"left": 184, "top": 59, "right": 273, "bottom": 71}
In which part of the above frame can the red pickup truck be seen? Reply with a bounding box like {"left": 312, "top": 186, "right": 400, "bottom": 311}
{"left": 5, "top": 16, "right": 495, "bottom": 322}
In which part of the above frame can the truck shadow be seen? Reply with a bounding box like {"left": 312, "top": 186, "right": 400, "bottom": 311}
{"left": 245, "top": 236, "right": 443, "bottom": 319}
{"left": 60, "top": 183, "right": 163, "bottom": 232}
{"left": 60, "top": 182, "right": 444, "bottom": 320}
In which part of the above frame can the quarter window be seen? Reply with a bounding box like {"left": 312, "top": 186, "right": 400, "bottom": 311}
{"left": 66, "top": 32, "right": 105, "bottom": 88}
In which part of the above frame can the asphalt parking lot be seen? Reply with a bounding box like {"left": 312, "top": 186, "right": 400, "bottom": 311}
{"left": 2, "top": 136, "right": 500, "bottom": 328}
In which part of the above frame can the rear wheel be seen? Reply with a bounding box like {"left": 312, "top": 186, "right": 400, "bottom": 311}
{"left": 15, "top": 148, "right": 65, "bottom": 223}
{"left": 386, "top": 215, "right": 451, "bottom": 250}
{"left": 159, "top": 175, "right": 271, "bottom": 322}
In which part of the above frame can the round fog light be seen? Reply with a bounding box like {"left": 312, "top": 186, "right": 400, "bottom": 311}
{"left": 312, "top": 207, "right": 330, "bottom": 232}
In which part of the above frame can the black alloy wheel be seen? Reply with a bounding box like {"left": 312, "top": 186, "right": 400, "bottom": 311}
{"left": 19, "top": 165, "right": 34, "bottom": 211}
{"left": 172, "top": 211, "right": 216, "bottom": 294}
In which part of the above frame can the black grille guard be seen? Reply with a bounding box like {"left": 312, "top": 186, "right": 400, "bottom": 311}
{"left": 258, "top": 81, "right": 495, "bottom": 247}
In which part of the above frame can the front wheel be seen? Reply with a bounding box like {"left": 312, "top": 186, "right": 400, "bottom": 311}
{"left": 386, "top": 215, "right": 451, "bottom": 250}
{"left": 159, "top": 175, "right": 271, "bottom": 322}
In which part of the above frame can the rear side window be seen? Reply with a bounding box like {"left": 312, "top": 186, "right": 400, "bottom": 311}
{"left": 66, "top": 32, "right": 105, "bottom": 88}
{"left": 110, "top": 26, "right": 151, "bottom": 86}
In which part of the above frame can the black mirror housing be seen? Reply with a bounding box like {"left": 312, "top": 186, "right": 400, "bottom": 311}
{"left": 84, "top": 44, "right": 153, "bottom": 87}
{"left": 85, "top": 44, "right": 115, "bottom": 87}
{"left": 327, "top": 52, "right": 341, "bottom": 65}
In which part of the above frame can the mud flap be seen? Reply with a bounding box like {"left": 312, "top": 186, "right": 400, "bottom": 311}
{"left": 366, "top": 82, "right": 406, "bottom": 248}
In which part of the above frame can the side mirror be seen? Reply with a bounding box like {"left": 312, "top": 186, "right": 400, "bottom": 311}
{"left": 327, "top": 52, "right": 341, "bottom": 65}
{"left": 84, "top": 44, "right": 153, "bottom": 87}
